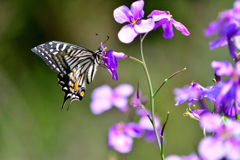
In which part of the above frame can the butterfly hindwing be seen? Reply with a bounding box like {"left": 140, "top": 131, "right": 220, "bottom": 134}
{"left": 32, "top": 41, "right": 101, "bottom": 109}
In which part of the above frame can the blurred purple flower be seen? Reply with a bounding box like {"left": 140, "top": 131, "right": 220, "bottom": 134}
{"left": 90, "top": 84, "right": 134, "bottom": 114}
{"left": 204, "top": 9, "right": 237, "bottom": 37}
{"left": 166, "top": 153, "right": 199, "bottom": 160}
{"left": 137, "top": 108, "right": 163, "bottom": 146}
{"left": 108, "top": 122, "right": 143, "bottom": 153}
{"left": 113, "top": 0, "right": 155, "bottom": 44}
{"left": 209, "top": 23, "right": 240, "bottom": 60}
{"left": 101, "top": 43, "right": 126, "bottom": 81}
{"left": 209, "top": 61, "right": 240, "bottom": 116}
{"left": 198, "top": 113, "right": 240, "bottom": 160}
{"left": 233, "top": 0, "right": 240, "bottom": 20}
{"left": 148, "top": 10, "right": 190, "bottom": 39}
{"left": 173, "top": 82, "right": 213, "bottom": 106}
{"left": 130, "top": 90, "right": 148, "bottom": 107}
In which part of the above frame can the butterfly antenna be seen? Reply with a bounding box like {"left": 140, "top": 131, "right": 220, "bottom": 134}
{"left": 96, "top": 33, "right": 99, "bottom": 45}
{"left": 103, "top": 36, "right": 110, "bottom": 44}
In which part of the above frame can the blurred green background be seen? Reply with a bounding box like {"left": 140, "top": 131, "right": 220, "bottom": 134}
{"left": 0, "top": 0, "right": 234, "bottom": 159}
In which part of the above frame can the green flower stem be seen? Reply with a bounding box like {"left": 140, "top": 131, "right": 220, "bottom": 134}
{"left": 153, "top": 68, "right": 186, "bottom": 98}
{"left": 127, "top": 55, "right": 143, "bottom": 64}
{"left": 140, "top": 104, "right": 153, "bottom": 123}
{"left": 140, "top": 33, "right": 163, "bottom": 160}
{"left": 161, "top": 112, "right": 170, "bottom": 159}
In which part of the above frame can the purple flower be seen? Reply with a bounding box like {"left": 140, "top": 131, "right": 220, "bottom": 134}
{"left": 204, "top": 4, "right": 240, "bottom": 60}
{"left": 209, "top": 23, "right": 240, "bottom": 60}
{"left": 90, "top": 84, "right": 134, "bottom": 114}
{"left": 148, "top": 10, "right": 190, "bottom": 39}
{"left": 204, "top": 9, "right": 238, "bottom": 37}
{"left": 209, "top": 61, "right": 240, "bottom": 116}
{"left": 113, "top": 0, "right": 155, "bottom": 44}
{"left": 137, "top": 108, "right": 163, "bottom": 146}
{"left": 108, "top": 122, "right": 143, "bottom": 153}
{"left": 100, "top": 43, "right": 126, "bottom": 81}
{"left": 173, "top": 82, "right": 213, "bottom": 106}
{"left": 198, "top": 113, "right": 240, "bottom": 160}
{"left": 166, "top": 153, "right": 199, "bottom": 160}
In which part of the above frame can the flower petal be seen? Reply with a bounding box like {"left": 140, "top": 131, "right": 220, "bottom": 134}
{"left": 234, "top": 35, "right": 240, "bottom": 49}
{"left": 225, "top": 139, "right": 240, "bottom": 159}
{"left": 165, "top": 155, "right": 181, "bottom": 160}
{"left": 113, "top": 84, "right": 134, "bottom": 97}
{"left": 113, "top": 51, "right": 126, "bottom": 59}
{"left": 139, "top": 115, "right": 160, "bottom": 130}
{"left": 124, "top": 122, "right": 143, "bottom": 138}
{"left": 118, "top": 24, "right": 139, "bottom": 43}
{"left": 148, "top": 10, "right": 168, "bottom": 21}
{"left": 204, "top": 20, "right": 221, "bottom": 37}
{"left": 233, "top": 0, "right": 240, "bottom": 19}
{"left": 130, "top": 0, "right": 144, "bottom": 20}
{"left": 108, "top": 124, "right": 133, "bottom": 153}
{"left": 200, "top": 113, "right": 223, "bottom": 132}
{"left": 235, "top": 61, "right": 240, "bottom": 76}
{"left": 171, "top": 19, "right": 190, "bottom": 36}
{"left": 112, "top": 134, "right": 133, "bottom": 153}
{"left": 162, "top": 21, "right": 174, "bottom": 39}
{"left": 211, "top": 61, "right": 233, "bottom": 76}
{"left": 198, "top": 137, "right": 226, "bottom": 160}
{"left": 134, "top": 19, "right": 155, "bottom": 33}
{"left": 225, "top": 119, "right": 240, "bottom": 135}
{"left": 113, "top": 5, "right": 132, "bottom": 24}
{"left": 91, "top": 85, "right": 112, "bottom": 99}
{"left": 209, "top": 38, "right": 228, "bottom": 50}
{"left": 112, "top": 97, "right": 128, "bottom": 112}
{"left": 90, "top": 99, "right": 112, "bottom": 114}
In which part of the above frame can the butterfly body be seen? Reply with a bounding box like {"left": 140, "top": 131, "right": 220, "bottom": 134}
{"left": 32, "top": 41, "right": 101, "bottom": 109}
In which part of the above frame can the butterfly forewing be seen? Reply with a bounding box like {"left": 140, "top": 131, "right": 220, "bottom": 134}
{"left": 32, "top": 41, "right": 101, "bottom": 109}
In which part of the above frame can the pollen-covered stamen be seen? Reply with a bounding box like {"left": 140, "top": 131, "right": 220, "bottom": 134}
{"left": 220, "top": 127, "right": 231, "bottom": 140}
{"left": 167, "top": 11, "right": 173, "bottom": 21}
{"left": 232, "top": 72, "right": 239, "bottom": 82}
{"left": 116, "top": 122, "right": 125, "bottom": 132}
{"left": 131, "top": 18, "right": 138, "bottom": 25}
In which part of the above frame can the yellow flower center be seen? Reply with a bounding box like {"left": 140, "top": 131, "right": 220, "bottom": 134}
{"left": 131, "top": 19, "right": 137, "bottom": 25}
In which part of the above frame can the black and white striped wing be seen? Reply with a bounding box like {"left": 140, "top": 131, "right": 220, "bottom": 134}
{"left": 31, "top": 41, "right": 101, "bottom": 109}
{"left": 31, "top": 41, "right": 95, "bottom": 75}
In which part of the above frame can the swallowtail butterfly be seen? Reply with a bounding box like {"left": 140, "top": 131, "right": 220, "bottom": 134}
{"left": 32, "top": 41, "right": 101, "bottom": 110}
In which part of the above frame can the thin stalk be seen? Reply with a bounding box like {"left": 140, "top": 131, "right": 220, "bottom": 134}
{"left": 153, "top": 68, "right": 186, "bottom": 98}
{"left": 139, "top": 33, "right": 163, "bottom": 159}
{"left": 161, "top": 112, "right": 170, "bottom": 159}
{"left": 127, "top": 55, "right": 143, "bottom": 64}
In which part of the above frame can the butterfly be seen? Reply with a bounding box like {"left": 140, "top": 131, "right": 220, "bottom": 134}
{"left": 31, "top": 41, "right": 101, "bottom": 110}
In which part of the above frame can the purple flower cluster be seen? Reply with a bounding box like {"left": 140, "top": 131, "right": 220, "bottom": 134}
{"left": 173, "top": 82, "right": 213, "bottom": 106}
{"left": 173, "top": 61, "right": 240, "bottom": 117}
{"left": 171, "top": 1, "right": 240, "bottom": 159}
{"left": 114, "top": 0, "right": 189, "bottom": 43}
{"left": 108, "top": 109, "right": 163, "bottom": 153}
{"left": 198, "top": 113, "right": 240, "bottom": 160}
{"left": 209, "top": 61, "right": 240, "bottom": 117}
{"left": 91, "top": 84, "right": 162, "bottom": 153}
{"left": 204, "top": 0, "right": 240, "bottom": 60}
